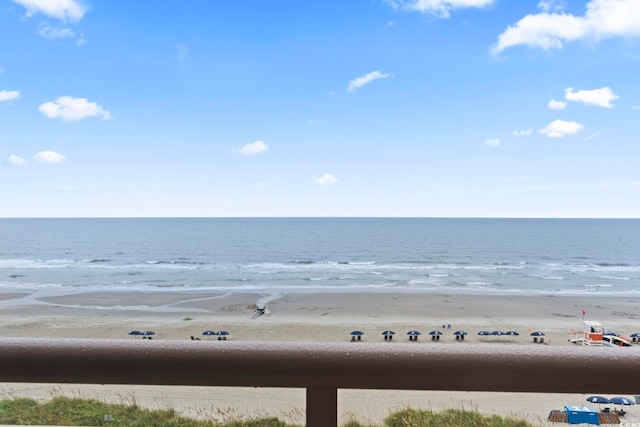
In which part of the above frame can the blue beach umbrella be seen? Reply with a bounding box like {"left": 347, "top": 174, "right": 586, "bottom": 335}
{"left": 505, "top": 331, "right": 520, "bottom": 336}
{"left": 407, "top": 330, "right": 422, "bottom": 336}
{"left": 141, "top": 330, "right": 155, "bottom": 336}
{"left": 128, "top": 330, "right": 142, "bottom": 336}
{"left": 530, "top": 331, "right": 545, "bottom": 337}
{"left": 586, "top": 396, "right": 610, "bottom": 405}
{"left": 350, "top": 330, "right": 364, "bottom": 341}
{"left": 630, "top": 333, "right": 640, "bottom": 337}
{"left": 428, "top": 330, "right": 442, "bottom": 336}
{"left": 610, "top": 396, "right": 634, "bottom": 406}
{"left": 605, "top": 331, "right": 620, "bottom": 336}
{"left": 202, "top": 330, "right": 217, "bottom": 336}
{"left": 381, "top": 330, "right": 395, "bottom": 340}
{"left": 477, "top": 331, "right": 491, "bottom": 336}
{"left": 453, "top": 330, "right": 468, "bottom": 336}
{"left": 492, "top": 330, "right": 505, "bottom": 336}
{"left": 216, "top": 330, "right": 229, "bottom": 336}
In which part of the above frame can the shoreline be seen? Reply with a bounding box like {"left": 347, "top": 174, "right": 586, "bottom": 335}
{"left": 1, "top": 290, "right": 639, "bottom": 425}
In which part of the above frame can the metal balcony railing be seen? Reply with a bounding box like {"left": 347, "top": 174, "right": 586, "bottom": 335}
{"left": 1, "top": 338, "right": 639, "bottom": 426}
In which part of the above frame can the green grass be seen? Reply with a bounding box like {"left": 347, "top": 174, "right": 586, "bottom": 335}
{"left": 0, "top": 397, "right": 535, "bottom": 427}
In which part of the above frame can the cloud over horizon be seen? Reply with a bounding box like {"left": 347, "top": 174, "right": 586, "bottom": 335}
{"left": 33, "top": 151, "right": 66, "bottom": 163}
{"left": 385, "top": 0, "right": 495, "bottom": 18}
{"left": 539, "top": 119, "right": 584, "bottom": 138}
{"left": 313, "top": 173, "right": 338, "bottom": 185}
{"left": 38, "top": 96, "right": 112, "bottom": 121}
{"left": 347, "top": 71, "right": 391, "bottom": 92}
{"left": 232, "top": 140, "right": 269, "bottom": 155}
{"left": 0, "top": 90, "right": 20, "bottom": 102}
{"left": 12, "top": 0, "right": 87, "bottom": 22}
{"left": 565, "top": 87, "right": 618, "bottom": 108}
{"left": 493, "top": 0, "right": 640, "bottom": 54}
{"left": 7, "top": 155, "right": 25, "bottom": 166}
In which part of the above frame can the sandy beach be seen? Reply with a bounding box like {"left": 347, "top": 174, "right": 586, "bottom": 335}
{"left": 1, "top": 290, "right": 640, "bottom": 426}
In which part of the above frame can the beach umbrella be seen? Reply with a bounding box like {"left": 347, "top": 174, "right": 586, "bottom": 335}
{"left": 605, "top": 331, "right": 620, "bottom": 336}
{"left": 492, "top": 330, "right": 505, "bottom": 336}
{"left": 141, "top": 330, "right": 155, "bottom": 336}
{"left": 630, "top": 333, "right": 640, "bottom": 337}
{"left": 216, "top": 330, "right": 229, "bottom": 336}
{"left": 407, "top": 330, "right": 422, "bottom": 336}
{"left": 453, "top": 330, "right": 467, "bottom": 336}
{"left": 350, "top": 330, "right": 364, "bottom": 341}
{"left": 477, "top": 331, "right": 491, "bottom": 336}
{"left": 128, "top": 330, "right": 142, "bottom": 336}
{"left": 505, "top": 331, "right": 520, "bottom": 336}
{"left": 202, "top": 330, "right": 216, "bottom": 336}
{"left": 610, "top": 397, "right": 634, "bottom": 406}
{"left": 381, "top": 330, "right": 395, "bottom": 340}
{"left": 586, "top": 396, "right": 610, "bottom": 405}
{"left": 428, "top": 330, "right": 442, "bottom": 336}
{"left": 530, "top": 331, "right": 545, "bottom": 337}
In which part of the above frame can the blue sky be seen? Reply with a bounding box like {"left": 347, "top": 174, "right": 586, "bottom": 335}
{"left": 1, "top": 0, "right": 639, "bottom": 218}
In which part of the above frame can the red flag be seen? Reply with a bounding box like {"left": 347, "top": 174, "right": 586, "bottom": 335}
{"left": 582, "top": 309, "right": 586, "bottom": 316}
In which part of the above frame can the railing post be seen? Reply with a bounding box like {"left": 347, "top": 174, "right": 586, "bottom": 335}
{"left": 306, "top": 387, "right": 337, "bottom": 427}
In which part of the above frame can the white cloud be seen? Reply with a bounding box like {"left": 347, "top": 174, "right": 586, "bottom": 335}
{"left": 347, "top": 71, "right": 391, "bottom": 92}
{"left": 565, "top": 87, "right": 618, "bottom": 108}
{"left": 493, "top": 0, "right": 640, "bottom": 54}
{"left": 313, "top": 173, "right": 338, "bottom": 185}
{"left": 12, "top": 0, "right": 87, "bottom": 21}
{"left": 0, "top": 90, "right": 20, "bottom": 102}
{"left": 385, "top": 0, "right": 495, "bottom": 18}
{"left": 38, "top": 96, "right": 112, "bottom": 121}
{"left": 33, "top": 151, "right": 66, "bottom": 163}
{"left": 539, "top": 119, "right": 584, "bottom": 138}
{"left": 7, "top": 155, "right": 25, "bottom": 166}
{"left": 484, "top": 138, "right": 500, "bottom": 147}
{"left": 548, "top": 99, "right": 567, "bottom": 110}
{"left": 232, "top": 140, "right": 269, "bottom": 155}
{"left": 513, "top": 129, "right": 533, "bottom": 137}
{"left": 633, "top": 105, "right": 640, "bottom": 110}
{"left": 538, "top": 0, "right": 565, "bottom": 13}
{"left": 36, "top": 23, "right": 85, "bottom": 44}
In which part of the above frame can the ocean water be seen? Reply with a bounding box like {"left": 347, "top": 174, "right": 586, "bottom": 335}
{"left": 0, "top": 218, "right": 638, "bottom": 296}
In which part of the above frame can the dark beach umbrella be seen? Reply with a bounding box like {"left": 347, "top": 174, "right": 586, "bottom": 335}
{"left": 141, "top": 330, "right": 155, "bottom": 336}
{"left": 586, "top": 396, "right": 610, "bottom": 405}
{"left": 477, "top": 331, "right": 491, "bottom": 336}
{"left": 610, "top": 396, "right": 635, "bottom": 406}
{"left": 630, "top": 333, "right": 640, "bottom": 337}
{"left": 505, "top": 331, "right": 520, "bottom": 336}
{"left": 428, "top": 330, "right": 442, "bottom": 336}
{"left": 202, "top": 330, "right": 217, "bottom": 336}
{"left": 128, "top": 330, "right": 142, "bottom": 336}
{"left": 350, "top": 330, "right": 364, "bottom": 336}
{"left": 216, "top": 330, "right": 230, "bottom": 336}
{"left": 492, "top": 330, "right": 505, "bottom": 336}
{"left": 605, "top": 331, "right": 620, "bottom": 336}
{"left": 381, "top": 330, "right": 395, "bottom": 336}
{"left": 407, "top": 330, "right": 422, "bottom": 336}
{"left": 530, "top": 331, "right": 545, "bottom": 337}
{"left": 453, "top": 330, "right": 468, "bottom": 336}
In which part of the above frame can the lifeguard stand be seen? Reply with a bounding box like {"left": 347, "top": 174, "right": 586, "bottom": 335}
{"left": 581, "top": 321, "right": 603, "bottom": 347}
